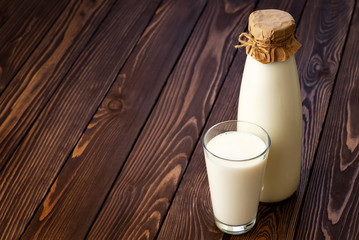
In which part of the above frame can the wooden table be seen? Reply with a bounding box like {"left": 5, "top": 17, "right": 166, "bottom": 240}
{"left": 1, "top": 0, "right": 358, "bottom": 239}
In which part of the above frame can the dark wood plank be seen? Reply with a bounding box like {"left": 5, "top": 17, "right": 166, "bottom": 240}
{"left": 20, "top": 0, "right": 207, "bottom": 239}
{"left": 0, "top": 0, "right": 115, "bottom": 171}
{"left": 158, "top": 0, "right": 355, "bottom": 238}
{"left": 84, "top": 0, "right": 257, "bottom": 239}
{"left": 295, "top": 1, "right": 359, "bottom": 238}
{"left": 0, "top": 0, "right": 70, "bottom": 93}
{"left": 256, "top": 0, "right": 306, "bottom": 18}
{"left": 157, "top": 0, "right": 306, "bottom": 239}
{"left": 0, "top": 0, "right": 25, "bottom": 28}
{"left": 0, "top": 0, "right": 163, "bottom": 238}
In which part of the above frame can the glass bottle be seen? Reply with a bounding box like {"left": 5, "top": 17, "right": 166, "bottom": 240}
{"left": 236, "top": 9, "right": 302, "bottom": 202}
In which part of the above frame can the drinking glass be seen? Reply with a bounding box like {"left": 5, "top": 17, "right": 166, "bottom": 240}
{"left": 203, "top": 120, "right": 271, "bottom": 235}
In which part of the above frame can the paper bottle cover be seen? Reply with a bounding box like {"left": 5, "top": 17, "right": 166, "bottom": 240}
{"left": 236, "top": 9, "right": 301, "bottom": 64}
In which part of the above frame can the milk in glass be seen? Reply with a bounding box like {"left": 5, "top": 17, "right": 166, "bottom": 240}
{"left": 204, "top": 131, "right": 267, "bottom": 226}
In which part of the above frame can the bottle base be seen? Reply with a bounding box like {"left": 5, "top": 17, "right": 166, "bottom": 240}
{"left": 260, "top": 189, "right": 298, "bottom": 203}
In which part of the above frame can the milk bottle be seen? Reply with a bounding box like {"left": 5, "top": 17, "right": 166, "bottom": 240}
{"left": 236, "top": 9, "right": 302, "bottom": 202}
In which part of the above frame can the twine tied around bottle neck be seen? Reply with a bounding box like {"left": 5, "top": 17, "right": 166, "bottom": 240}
{"left": 235, "top": 32, "right": 270, "bottom": 57}
{"left": 235, "top": 32, "right": 300, "bottom": 64}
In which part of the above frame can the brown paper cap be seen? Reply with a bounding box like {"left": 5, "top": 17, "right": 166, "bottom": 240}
{"left": 249, "top": 9, "right": 296, "bottom": 43}
{"left": 236, "top": 9, "right": 301, "bottom": 64}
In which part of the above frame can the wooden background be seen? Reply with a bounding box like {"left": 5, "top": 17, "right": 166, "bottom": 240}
{"left": 0, "top": 0, "right": 358, "bottom": 239}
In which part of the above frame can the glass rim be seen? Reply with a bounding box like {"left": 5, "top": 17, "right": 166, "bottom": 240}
{"left": 202, "top": 120, "right": 271, "bottom": 162}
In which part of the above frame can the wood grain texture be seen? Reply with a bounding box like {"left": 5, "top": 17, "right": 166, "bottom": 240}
{"left": 295, "top": 0, "right": 359, "bottom": 238}
{"left": 0, "top": 0, "right": 25, "bottom": 28}
{"left": 0, "top": 0, "right": 70, "bottom": 93}
{"left": 0, "top": 0, "right": 115, "bottom": 171}
{"left": 20, "top": 0, "right": 207, "bottom": 239}
{"left": 297, "top": 0, "right": 355, "bottom": 188}
{"left": 85, "top": 0, "right": 256, "bottom": 239}
{"left": 157, "top": 0, "right": 306, "bottom": 239}
{"left": 0, "top": 0, "right": 162, "bottom": 239}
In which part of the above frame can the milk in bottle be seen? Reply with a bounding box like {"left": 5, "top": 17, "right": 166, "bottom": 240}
{"left": 236, "top": 9, "right": 302, "bottom": 202}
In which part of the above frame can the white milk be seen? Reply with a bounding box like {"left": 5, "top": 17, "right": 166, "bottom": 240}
{"left": 238, "top": 55, "right": 302, "bottom": 202}
{"left": 205, "top": 131, "right": 267, "bottom": 226}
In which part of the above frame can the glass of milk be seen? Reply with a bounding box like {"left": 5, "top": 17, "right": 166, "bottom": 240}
{"left": 203, "top": 120, "right": 270, "bottom": 235}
